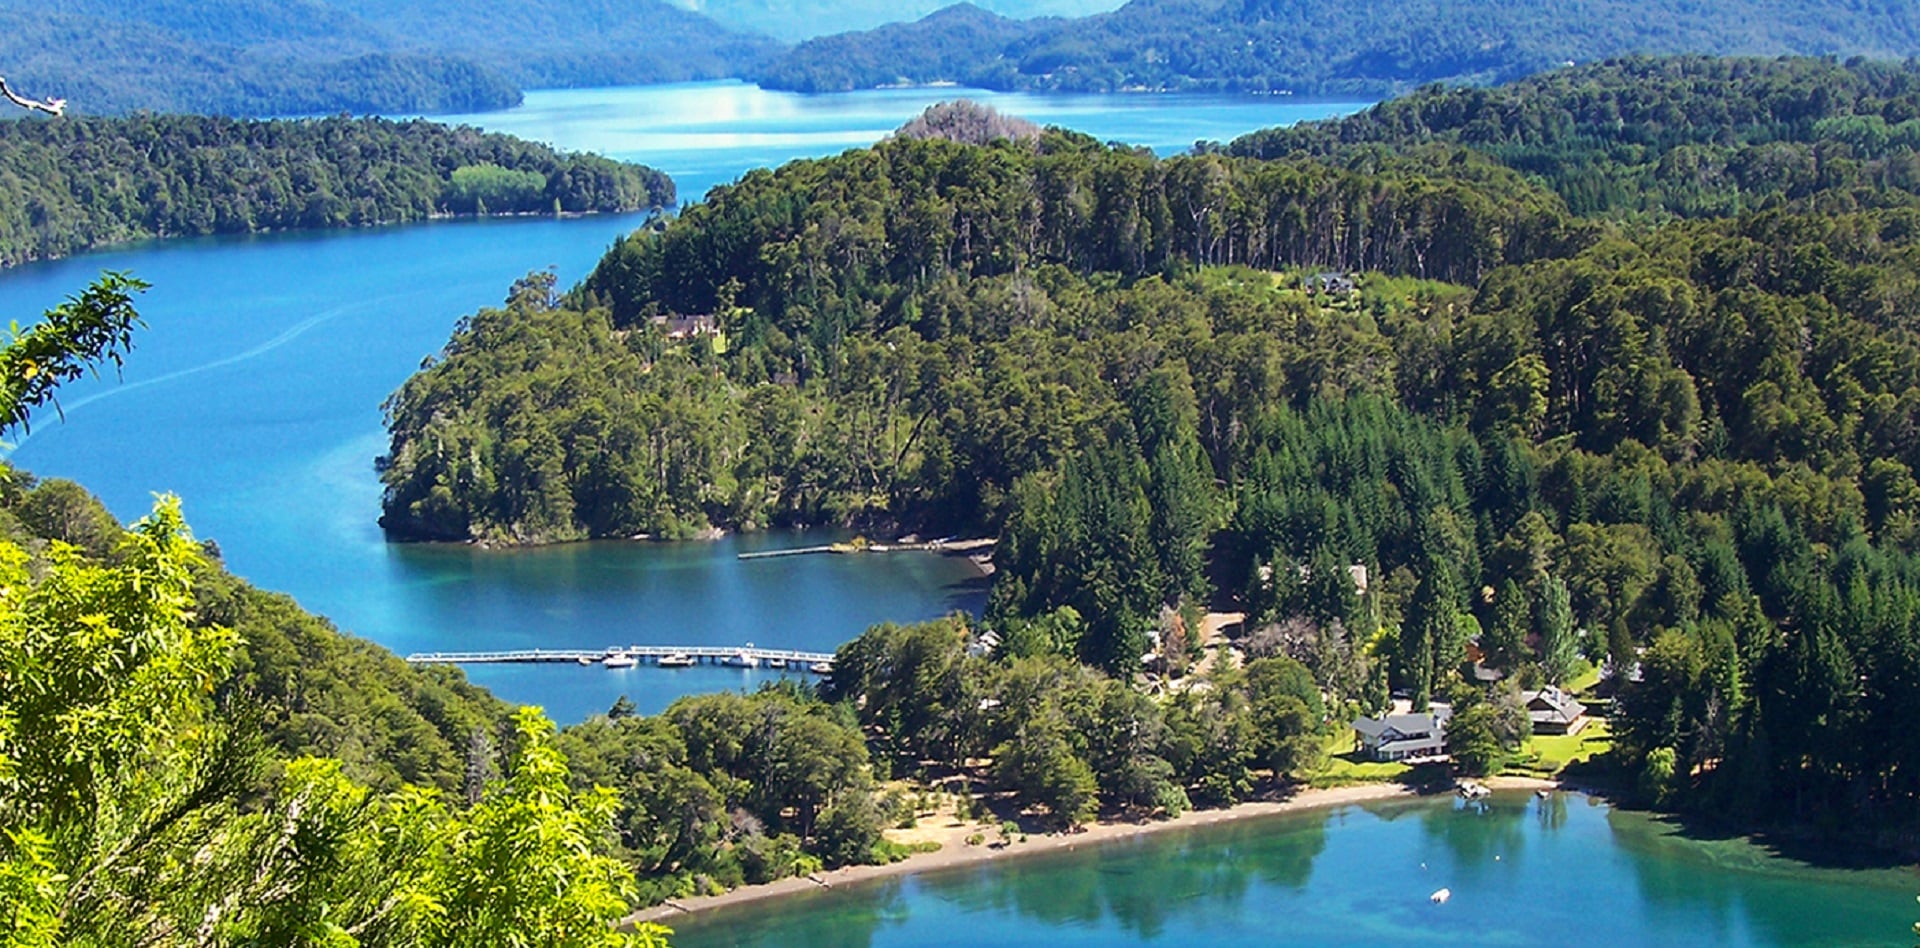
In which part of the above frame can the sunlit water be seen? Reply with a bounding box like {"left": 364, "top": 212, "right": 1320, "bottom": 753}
{"left": 672, "top": 793, "right": 1915, "bottom": 947}
{"left": 0, "top": 82, "right": 1364, "bottom": 722}
{"left": 433, "top": 81, "right": 1372, "bottom": 201}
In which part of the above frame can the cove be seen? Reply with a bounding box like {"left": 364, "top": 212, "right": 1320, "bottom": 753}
{"left": 0, "top": 83, "right": 1368, "bottom": 722}
{"left": 669, "top": 793, "right": 1914, "bottom": 947}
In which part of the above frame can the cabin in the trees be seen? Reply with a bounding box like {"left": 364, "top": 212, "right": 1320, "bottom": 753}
{"left": 650, "top": 313, "right": 720, "bottom": 340}
{"left": 1308, "top": 271, "right": 1357, "bottom": 296}
{"left": 1521, "top": 687, "right": 1589, "bottom": 735}
{"left": 1351, "top": 705, "right": 1451, "bottom": 762}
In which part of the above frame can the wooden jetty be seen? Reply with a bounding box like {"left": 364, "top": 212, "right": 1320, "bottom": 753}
{"left": 405, "top": 645, "right": 837, "bottom": 670}
{"left": 737, "top": 537, "right": 994, "bottom": 561}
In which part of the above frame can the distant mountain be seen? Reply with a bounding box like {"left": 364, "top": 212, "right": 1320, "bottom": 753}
{"left": 668, "top": 0, "right": 1122, "bottom": 42}
{"left": 0, "top": 0, "right": 781, "bottom": 117}
{"left": 757, "top": 0, "right": 1920, "bottom": 95}
{"left": 328, "top": 0, "right": 785, "bottom": 89}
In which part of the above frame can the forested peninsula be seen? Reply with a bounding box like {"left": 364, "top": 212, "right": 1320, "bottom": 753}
{"left": 756, "top": 0, "right": 1920, "bottom": 94}
{"left": 0, "top": 114, "right": 673, "bottom": 267}
{"left": 383, "top": 56, "right": 1920, "bottom": 845}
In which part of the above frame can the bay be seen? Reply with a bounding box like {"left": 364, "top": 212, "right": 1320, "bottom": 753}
{"left": 671, "top": 793, "right": 1914, "bottom": 947}
{"left": 0, "top": 82, "right": 1366, "bottom": 722}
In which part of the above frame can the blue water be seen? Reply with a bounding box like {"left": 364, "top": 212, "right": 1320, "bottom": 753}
{"left": 672, "top": 793, "right": 1916, "bottom": 947}
{"left": 433, "top": 81, "right": 1372, "bottom": 202}
{"left": 0, "top": 82, "right": 1365, "bottom": 722}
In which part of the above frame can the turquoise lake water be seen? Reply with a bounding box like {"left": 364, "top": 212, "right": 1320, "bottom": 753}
{"left": 671, "top": 793, "right": 1915, "bottom": 947}
{"left": 0, "top": 82, "right": 1366, "bottom": 722}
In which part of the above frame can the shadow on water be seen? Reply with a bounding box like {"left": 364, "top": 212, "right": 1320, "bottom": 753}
{"left": 1618, "top": 803, "right": 1916, "bottom": 872}
{"left": 939, "top": 570, "right": 992, "bottom": 615}
{"left": 1608, "top": 804, "right": 1917, "bottom": 945}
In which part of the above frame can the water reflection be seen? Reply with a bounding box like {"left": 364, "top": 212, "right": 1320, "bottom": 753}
{"left": 672, "top": 794, "right": 1912, "bottom": 947}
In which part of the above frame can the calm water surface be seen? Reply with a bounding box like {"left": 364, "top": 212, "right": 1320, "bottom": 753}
{"left": 672, "top": 793, "right": 1914, "bottom": 947}
{"left": 434, "top": 81, "right": 1372, "bottom": 201}
{"left": 0, "top": 83, "right": 1363, "bottom": 722}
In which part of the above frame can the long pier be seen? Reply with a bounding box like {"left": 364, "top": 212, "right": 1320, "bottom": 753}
{"left": 738, "top": 537, "right": 994, "bottom": 560}
{"left": 405, "top": 645, "right": 837, "bottom": 670}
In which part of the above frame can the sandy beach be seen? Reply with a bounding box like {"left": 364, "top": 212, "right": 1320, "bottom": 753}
{"left": 626, "top": 775, "right": 1562, "bottom": 927}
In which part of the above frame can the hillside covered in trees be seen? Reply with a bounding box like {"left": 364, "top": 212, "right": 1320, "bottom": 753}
{"left": 0, "top": 0, "right": 779, "bottom": 116}
{"left": 0, "top": 114, "right": 673, "bottom": 266}
{"left": 668, "top": 0, "right": 1118, "bottom": 43}
{"left": 756, "top": 0, "right": 1920, "bottom": 94}
{"left": 1229, "top": 55, "right": 1920, "bottom": 217}
{"left": 383, "top": 61, "right": 1920, "bottom": 843}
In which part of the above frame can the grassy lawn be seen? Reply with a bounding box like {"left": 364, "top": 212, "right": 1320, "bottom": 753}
{"left": 1504, "top": 719, "right": 1613, "bottom": 778}
{"left": 1564, "top": 662, "right": 1603, "bottom": 695}
{"left": 1306, "top": 732, "right": 1412, "bottom": 788}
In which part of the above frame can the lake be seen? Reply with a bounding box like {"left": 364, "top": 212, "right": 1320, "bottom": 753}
{"left": 670, "top": 793, "right": 1915, "bottom": 947}
{"left": 433, "top": 81, "right": 1375, "bottom": 203}
{"left": 0, "top": 81, "right": 1368, "bottom": 723}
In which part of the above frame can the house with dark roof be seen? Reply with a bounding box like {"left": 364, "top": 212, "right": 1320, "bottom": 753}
{"left": 649, "top": 313, "right": 720, "bottom": 340}
{"left": 1351, "top": 704, "right": 1452, "bottom": 762}
{"left": 1522, "top": 687, "right": 1589, "bottom": 735}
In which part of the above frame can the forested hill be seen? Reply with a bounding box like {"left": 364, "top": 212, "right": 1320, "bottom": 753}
{"left": 670, "top": 0, "right": 1119, "bottom": 43}
{"left": 1229, "top": 56, "right": 1920, "bottom": 217}
{"left": 0, "top": 0, "right": 779, "bottom": 116}
{"left": 755, "top": 0, "right": 1920, "bottom": 94}
{"left": 386, "top": 65, "right": 1920, "bottom": 840}
{"left": 0, "top": 114, "right": 672, "bottom": 267}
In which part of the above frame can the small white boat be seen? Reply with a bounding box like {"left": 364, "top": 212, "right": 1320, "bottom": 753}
{"left": 810, "top": 660, "right": 834, "bottom": 675}
{"left": 603, "top": 652, "right": 637, "bottom": 669}
{"left": 658, "top": 653, "right": 695, "bottom": 668}
{"left": 724, "top": 650, "right": 759, "bottom": 669}
{"left": 765, "top": 657, "right": 788, "bottom": 670}
{"left": 1430, "top": 888, "right": 1451, "bottom": 904}
{"left": 577, "top": 656, "right": 593, "bottom": 666}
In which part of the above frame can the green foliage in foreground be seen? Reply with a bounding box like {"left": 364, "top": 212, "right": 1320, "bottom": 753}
{"left": 0, "top": 277, "right": 668, "bottom": 947}
{"left": 0, "top": 113, "right": 674, "bottom": 267}
{"left": 0, "top": 495, "right": 669, "bottom": 947}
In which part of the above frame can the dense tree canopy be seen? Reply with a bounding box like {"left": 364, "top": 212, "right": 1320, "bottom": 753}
{"left": 1230, "top": 56, "right": 1920, "bottom": 218}
{"left": 0, "top": 113, "right": 673, "bottom": 266}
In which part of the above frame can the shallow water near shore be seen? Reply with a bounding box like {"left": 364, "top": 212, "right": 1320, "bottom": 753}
{"left": 670, "top": 793, "right": 1913, "bottom": 947}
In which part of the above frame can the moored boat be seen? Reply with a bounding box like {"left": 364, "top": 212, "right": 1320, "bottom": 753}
{"left": 725, "top": 650, "right": 759, "bottom": 668}
{"left": 603, "top": 651, "right": 637, "bottom": 669}
{"left": 810, "top": 660, "right": 834, "bottom": 675}
{"left": 658, "top": 653, "right": 695, "bottom": 668}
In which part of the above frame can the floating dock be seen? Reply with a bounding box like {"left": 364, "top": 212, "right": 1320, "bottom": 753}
{"left": 405, "top": 645, "right": 836, "bottom": 670}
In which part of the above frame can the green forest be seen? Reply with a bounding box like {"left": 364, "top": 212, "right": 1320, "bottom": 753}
{"left": 383, "top": 58, "right": 1920, "bottom": 844}
{"left": 756, "top": 0, "right": 1920, "bottom": 94}
{"left": 0, "top": 114, "right": 673, "bottom": 267}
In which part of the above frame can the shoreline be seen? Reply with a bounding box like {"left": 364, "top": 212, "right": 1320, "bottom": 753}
{"left": 626, "top": 776, "right": 1560, "bottom": 928}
